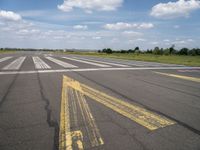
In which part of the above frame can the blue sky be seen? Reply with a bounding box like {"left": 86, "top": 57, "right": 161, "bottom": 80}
{"left": 0, "top": 0, "right": 200, "bottom": 50}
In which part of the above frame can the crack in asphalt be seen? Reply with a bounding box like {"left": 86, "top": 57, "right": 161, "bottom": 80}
{"left": 36, "top": 73, "right": 59, "bottom": 150}
{"left": 0, "top": 74, "right": 19, "bottom": 108}
{"left": 0, "top": 56, "right": 26, "bottom": 108}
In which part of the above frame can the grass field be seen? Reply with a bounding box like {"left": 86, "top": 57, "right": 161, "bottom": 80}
{"left": 63, "top": 52, "right": 200, "bottom": 67}
{"left": 0, "top": 50, "right": 16, "bottom": 54}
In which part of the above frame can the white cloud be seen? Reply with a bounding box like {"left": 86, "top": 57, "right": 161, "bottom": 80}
{"left": 92, "top": 36, "right": 102, "bottom": 40}
{"left": 0, "top": 10, "right": 22, "bottom": 21}
{"left": 151, "top": 0, "right": 200, "bottom": 19}
{"left": 16, "top": 29, "right": 40, "bottom": 35}
{"left": 175, "top": 40, "right": 187, "bottom": 44}
{"left": 150, "top": 42, "right": 159, "bottom": 45}
{"left": 136, "top": 38, "right": 146, "bottom": 42}
{"left": 73, "top": 25, "right": 88, "bottom": 30}
{"left": 174, "top": 25, "right": 180, "bottom": 29}
{"left": 122, "top": 31, "right": 143, "bottom": 36}
{"left": 127, "top": 38, "right": 147, "bottom": 44}
{"left": 187, "top": 38, "right": 194, "bottom": 42}
{"left": 58, "top": 0, "right": 123, "bottom": 12}
{"left": 103, "top": 22, "right": 154, "bottom": 30}
{"left": 163, "top": 39, "right": 170, "bottom": 42}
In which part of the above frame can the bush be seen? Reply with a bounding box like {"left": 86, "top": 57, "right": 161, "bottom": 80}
{"left": 153, "top": 47, "right": 163, "bottom": 55}
{"left": 179, "top": 48, "right": 188, "bottom": 55}
{"left": 163, "top": 49, "right": 169, "bottom": 55}
{"left": 134, "top": 47, "right": 140, "bottom": 51}
{"left": 102, "top": 48, "right": 113, "bottom": 54}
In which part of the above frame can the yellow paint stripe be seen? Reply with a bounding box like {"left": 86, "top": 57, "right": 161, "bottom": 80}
{"left": 67, "top": 83, "right": 104, "bottom": 148}
{"left": 59, "top": 77, "right": 84, "bottom": 150}
{"left": 154, "top": 72, "right": 200, "bottom": 83}
{"left": 74, "top": 90, "right": 104, "bottom": 147}
{"left": 59, "top": 77, "right": 73, "bottom": 150}
{"left": 71, "top": 131, "right": 84, "bottom": 150}
{"left": 59, "top": 76, "right": 103, "bottom": 150}
{"left": 64, "top": 75, "right": 175, "bottom": 131}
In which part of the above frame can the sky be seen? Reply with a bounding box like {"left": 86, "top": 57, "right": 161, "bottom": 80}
{"left": 0, "top": 0, "right": 200, "bottom": 50}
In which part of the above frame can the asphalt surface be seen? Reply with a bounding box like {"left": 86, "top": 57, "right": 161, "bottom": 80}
{"left": 0, "top": 51, "right": 200, "bottom": 150}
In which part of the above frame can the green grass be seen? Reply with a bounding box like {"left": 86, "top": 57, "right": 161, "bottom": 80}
{"left": 62, "top": 52, "right": 200, "bottom": 67}
{"left": 0, "top": 50, "right": 16, "bottom": 53}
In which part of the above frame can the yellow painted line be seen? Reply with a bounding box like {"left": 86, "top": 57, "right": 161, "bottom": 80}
{"left": 71, "top": 131, "right": 84, "bottom": 150}
{"left": 154, "top": 72, "right": 200, "bottom": 83}
{"left": 63, "top": 75, "right": 175, "bottom": 131}
{"left": 74, "top": 90, "right": 104, "bottom": 147}
{"left": 59, "top": 77, "right": 84, "bottom": 150}
{"left": 59, "top": 76, "right": 104, "bottom": 150}
{"left": 59, "top": 77, "right": 73, "bottom": 150}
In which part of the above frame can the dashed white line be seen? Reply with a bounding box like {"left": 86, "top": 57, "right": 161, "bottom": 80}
{"left": 0, "top": 57, "right": 13, "bottom": 63}
{"left": 3, "top": 57, "right": 26, "bottom": 70}
{"left": 72, "top": 57, "right": 130, "bottom": 67}
{"left": 63, "top": 57, "right": 111, "bottom": 67}
{"left": 33, "top": 57, "right": 51, "bottom": 69}
{"left": 46, "top": 57, "right": 77, "bottom": 68}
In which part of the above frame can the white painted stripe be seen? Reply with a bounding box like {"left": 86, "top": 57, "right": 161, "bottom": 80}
{"left": 0, "top": 57, "right": 13, "bottom": 63}
{"left": 33, "top": 57, "right": 51, "bottom": 69}
{"left": 46, "top": 57, "right": 77, "bottom": 68}
{"left": 72, "top": 57, "right": 130, "bottom": 67}
{"left": 92, "top": 57, "right": 183, "bottom": 67}
{"left": 63, "top": 57, "right": 110, "bottom": 67}
{"left": 3, "top": 57, "right": 26, "bottom": 70}
{"left": 82, "top": 57, "right": 145, "bottom": 67}
{"left": 0, "top": 67, "right": 199, "bottom": 75}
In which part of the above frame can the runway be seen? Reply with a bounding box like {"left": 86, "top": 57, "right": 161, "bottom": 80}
{"left": 0, "top": 51, "right": 200, "bottom": 150}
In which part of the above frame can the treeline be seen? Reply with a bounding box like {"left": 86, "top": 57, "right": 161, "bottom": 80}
{"left": 1, "top": 47, "right": 200, "bottom": 56}
{"left": 99, "top": 46, "right": 200, "bottom": 56}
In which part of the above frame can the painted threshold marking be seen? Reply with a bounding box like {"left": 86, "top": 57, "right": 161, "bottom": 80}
{"left": 32, "top": 57, "right": 51, "bottom": 69}
{"left": 0, "top": 67, "right": 200, "bottom": 75}
{"left": 154, "top": 72, "right": 200, "bottom": 83}
{"left": 72, "top": 57, "right": 129, "bottom": 67}
{"left": 59, "top": 76, "right": 104, "bottom": 150}
{"left": 63, "top": 57, "right": 110, "bottom": 67}
{"left": 0, "top": 57, "right": 13, "bottom": 63}
{"left": 46, "top": 57, "right": 77, "bottom": 68}
{"left": 63, "top": 75, "right": 175, "bottom": 131}
{"left": 3, "top": 57, "right": 26, "bottom": 70}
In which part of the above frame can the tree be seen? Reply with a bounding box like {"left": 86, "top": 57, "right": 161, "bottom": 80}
{"left": 153, "top": 47, "right": 162, "bottom": 55}
{"left": 146, "top": 49, "right": 152, "bottom": 54}
{"left": 196, "top": 48, "right": 200, "bottom": 55}
{"left": 127, "top": 49, "right": 133, "bottom": 53}
{"left": 179, "top": 48, "right": 189, "bottom": 55}
{"left": 169, "top": 44, "right": 175, "bottom": 54}
{"left": 102, "top": 48, "right": 113, "bottom": 54}
{"left": 134, "top": 47, "right": 140, "bottom": 51}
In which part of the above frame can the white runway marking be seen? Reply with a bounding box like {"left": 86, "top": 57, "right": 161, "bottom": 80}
{"left": 33, "top": 57, "right": 51, "bottom": 69}
{"left": 83, "top": 57, "right": 145, "bottom": 67}
{"left": 46, "top": 57, "right": 77, "bottom": 68}
{"left": 63, "top": 57, "right": 110, "bottom": 67}
{"left": 72, "top": 57, "right": 130, "bottom": 67}
{"left": 92, "top": 58, "right": 183, "bottom": 67}
{"left": 0, "top": 57, "right": 13, "bottom": 63}
{"left": 0, "top": 67, "right": 199, "bottom": 75}
{"left": 3, "top": 57, "right": 26, "bottom": 70}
